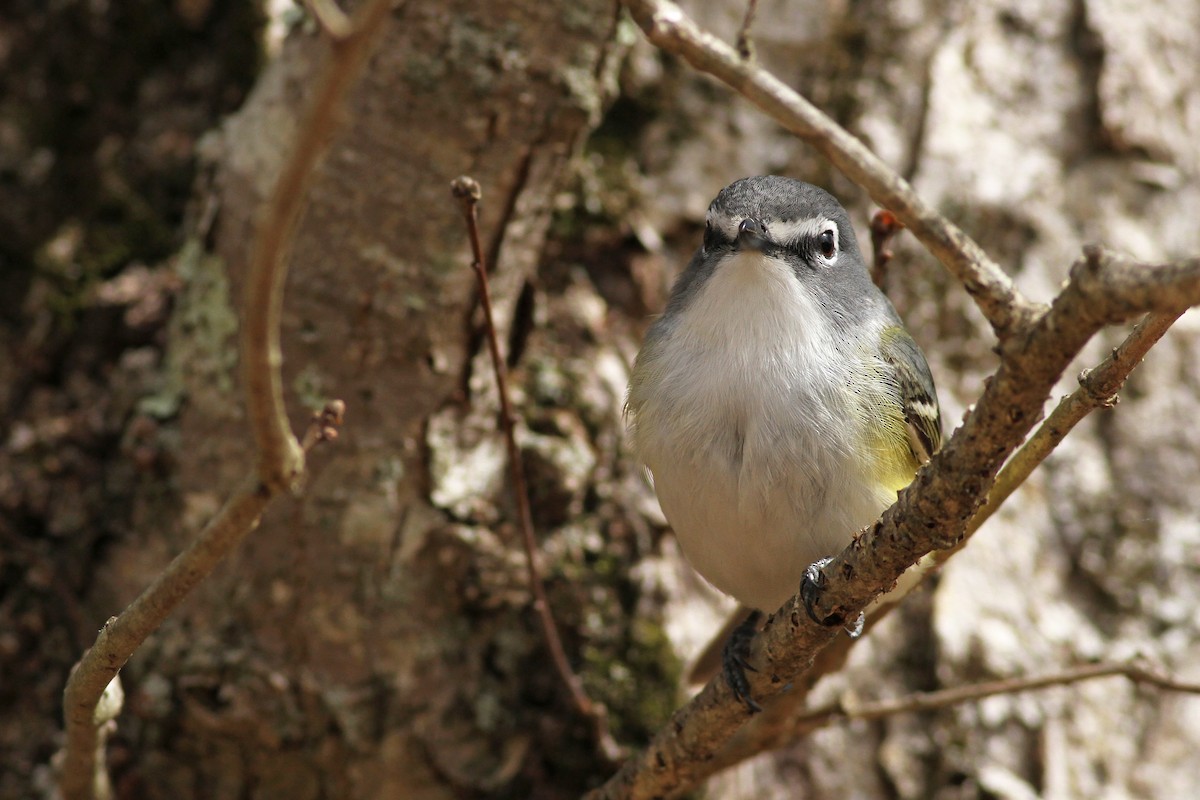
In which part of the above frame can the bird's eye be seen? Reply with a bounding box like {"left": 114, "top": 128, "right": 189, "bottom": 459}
{"left": 818, "top": 227, "right": 837, "bottom": 260}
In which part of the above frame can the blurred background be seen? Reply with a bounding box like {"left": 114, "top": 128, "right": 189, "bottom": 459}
{"left": 2, "top": 1, "right": 1198, "bottom": 797}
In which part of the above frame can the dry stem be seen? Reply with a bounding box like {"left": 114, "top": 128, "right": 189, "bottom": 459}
{"left": 735, "top": 0, "right": 759, "bottom": 59}
{"left": 56, "top": 0, "right": 387, "bottom": 794}
{"left": 59, "top": 404, "right": 347, "bottom": 800}
{"left": 450, "top": 176, "right": 619, "bottom": 761}
{"left": 799, "top": 660, "right": 1200, "bottom": 726}
{"left": 304, "top": 0, "right": 353, "bottom": 40}
{"left": 242, "top": 0, "right": 389, "bottom": 493}
{"left": 869, "top": 209, "right": 904, "bottom": 290}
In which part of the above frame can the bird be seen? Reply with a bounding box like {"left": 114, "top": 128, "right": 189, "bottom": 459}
{"left": 625, "top": 176, "right": 942, "bottom": 711}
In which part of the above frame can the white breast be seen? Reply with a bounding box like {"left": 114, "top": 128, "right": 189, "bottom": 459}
{"left": 630, "top": 252, "right": 896, "bottom": 611}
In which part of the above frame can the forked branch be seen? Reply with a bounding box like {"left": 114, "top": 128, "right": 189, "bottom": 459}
{"left": 57, "top": 1, "right": 388, "bottom": 795}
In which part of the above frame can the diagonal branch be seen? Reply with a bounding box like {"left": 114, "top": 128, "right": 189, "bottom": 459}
{"left": 57, "top": 1, "right": 389, "bottom": 796}
{"left": 242, "top": 0, "right": 392, "bottom": 493}
{"left": 303, "top": 0, "right": 353, "bottom": 40}
{"left": 701, "top": 305, "right": 1185, "bottom": 774}
{"left": 620, "top": 0, "right": 1039, "bottom": 340}
{"left": 588, "top": 248, "right": 1200, "bottom": 799}
{"left": 951, "top": 306, "right": 1182, "bottom": 549}
{"left": 59, "top": 405, "right": 346, "bottom": 800}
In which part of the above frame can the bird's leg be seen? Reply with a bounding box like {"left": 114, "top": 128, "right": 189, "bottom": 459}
{"left": 800, "top": 557, "right": 865, "bottom": 636}
{"left": 722, "top": 609, "right": 764, "bottom": 713}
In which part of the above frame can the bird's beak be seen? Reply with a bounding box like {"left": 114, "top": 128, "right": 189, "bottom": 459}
{"left": 737, "top": 218, "right": 768, "bottom": 251}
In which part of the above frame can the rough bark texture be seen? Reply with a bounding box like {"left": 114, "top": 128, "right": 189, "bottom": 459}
{"left": 110, "top": 2, "right": 639, "bottom": 798}
{"left": 3, "top": 0, "right": 1199, "bottom": 798}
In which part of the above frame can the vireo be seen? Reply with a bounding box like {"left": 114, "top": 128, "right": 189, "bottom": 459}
{"left": 626, "top": 176, "right": 942, "bottom": 711}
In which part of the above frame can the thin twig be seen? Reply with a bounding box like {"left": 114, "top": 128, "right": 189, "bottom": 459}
{"left": 798, "top": 660, "right": 1200, "bottom": 726}
{"left": 304, "top": 0, "right": 353, "bottom": 40}
{"left": 621, "top": 0, "right": 1038, "bottom": 340}
{"left": 242, "top": 0, "right": 390, "bottom": 494}
{"left": 951, "top": 309, "right": 1182, "bottom": 548}
{"left": 59, "top": 403, "right": 348, "bottom": 800}
{"left": 735, "top": 0, "right": 759, "bottom": 60}
{"left": 450, "top": 176, "right": 620, "bottom": 762}
{"left": 60, "top": 483, "right": 269, "bottom": 800}
{"left": 869, "top": 209, "right": 904, "bottom": 290}
{"left": 57, "top": 2, "right": 387, "bottom": 796}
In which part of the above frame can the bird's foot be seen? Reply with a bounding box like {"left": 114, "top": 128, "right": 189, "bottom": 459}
{"left": 722, "top": 609, "right": 764, "bottom": 714}
{"left": 801, "top": 558, "right": 867, "bottom": 637}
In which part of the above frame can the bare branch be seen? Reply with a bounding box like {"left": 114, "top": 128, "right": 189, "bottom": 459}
{"left": 869, "top": 209, "right": 904, "bottom": 290}
{"left": 242, "top": 0, "right": 391, "bottom": 493}
{"left": 801, "top": 660, "right": 1200, "bottom": 726}
{"left": 304, "top": 0, "right": 353, "bottom": 40}
{"left": 954, "top": 307, "right": 1182, "bottom": 547}
{"left": 56, "top": 0, "right": 390, "bottom": 794}
{"left": 735, "top": 0, "right": 759, "bottom": 60}
{"left": 1069, "top": 245, "right": 1200, "bottom": 318}
{"left": 587, "top": 243, "right": 1200, "bottom": 798}
{"left": 450, "top": 176, "right": 620, "bottom": 762}
{"left": 61, "top": 479, "right": 273, "bottom": 800}
{"left": 621, "top": 0, "right": 1039, "bottom": 340}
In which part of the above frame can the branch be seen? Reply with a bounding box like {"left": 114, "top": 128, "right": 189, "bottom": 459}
{"left": 60, "top": 403, "right": 347, "bottom": 800}
{"left": 57, "top": 0, "right": 388, "bottom": 794}
{"left": 60, "top": 479, "right": 272, "bottom": 800}
{"left": 735, "top": 0, "right": 759, "bottom": 60}
{"left": 700, "top": 305, "right": 1186, "bottom": 774}
{"left": 953, "top": 306, "right": 1182, "bottom": 547}
{"left": 589, "top": 242, "right": 1200, "bottom": 798}
{"left": 799, "top": 660, "right": 1200, "bottom": 727}
{"left": 620, "top": 0, "right": 1039, "bottom": 340}
{"left": 303, "top": 0, "right": 353, "bottom": 40}
{"left": 869, "top": 209, "right": 904, "bottom": 289}
{"left": 450, "top": 177, "right": 620, "bottom": 762}
{"left": 242, "top": 0, "right": 390, "bottom": 493}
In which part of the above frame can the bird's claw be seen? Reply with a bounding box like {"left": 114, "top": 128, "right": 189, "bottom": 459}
{"left": 802, "top": 558, "right": 866, "bottom": 636}
{"left": 722, "top": 610, "right": 764, "bottom": 714}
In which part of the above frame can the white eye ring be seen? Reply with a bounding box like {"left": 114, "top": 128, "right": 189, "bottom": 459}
{"left": 817, "top": 225, "right": 838, "bottom": 262}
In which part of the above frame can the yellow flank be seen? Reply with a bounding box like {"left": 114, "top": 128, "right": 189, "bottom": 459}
{"left": 850, "top": 337, "right": 920, "bottom": 495}
{"left": 862, "top": 410, "right": 918, "bottom": 494}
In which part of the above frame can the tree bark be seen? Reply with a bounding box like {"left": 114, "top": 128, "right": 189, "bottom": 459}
{"left": 107, "top": 2, "right": 627, "bottom": 797}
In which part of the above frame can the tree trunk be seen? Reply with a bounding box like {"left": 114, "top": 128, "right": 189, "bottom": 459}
{"left": 119, "top": 2, "right": 632, "bottom": 797}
